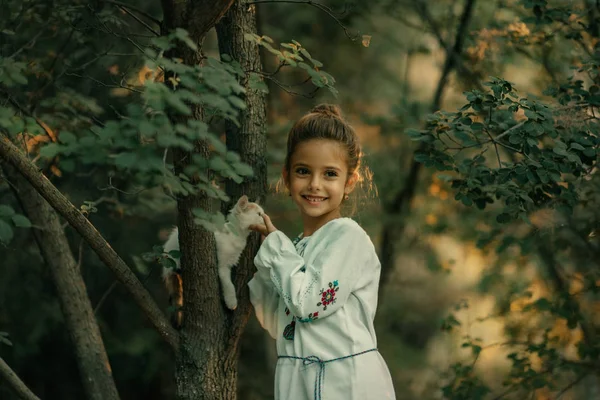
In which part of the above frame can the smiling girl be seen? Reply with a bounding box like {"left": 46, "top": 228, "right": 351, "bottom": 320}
{"left": 248, "top": 104, "right": 396, "bottom": 400}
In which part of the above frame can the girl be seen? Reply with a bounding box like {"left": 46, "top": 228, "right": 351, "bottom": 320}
{"left": 248, "top": 104, "right": 396, "bottom": 400}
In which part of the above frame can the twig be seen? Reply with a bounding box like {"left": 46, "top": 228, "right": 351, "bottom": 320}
{"left": 98, "top": 176, "right": 146, "bottom": 195}
{"left": 267, "top": 76, "right": 320, "bottom": 98}
{"left": 485, "top": 129, "right": 502, "bottom": 167}
{"left": 101, "top": 0, "right": 162, "bottom": 26}
{"left": 244, "top": 0, "right": 360, "bottom": 40}
{"left": 64, "top": 72, "right": 143, "bottom": 93}
{"left": 8, "top": 30, "right": 45, "bottom": 60}
{"left": 95, "top": 262, "right": 156, "bottom": 314}
{"left": 116, "top": 4, "right": 160, "bottom": 36}
{"left": 94, "top": 281, "right": 118, "bottom": 314}
{"left": 555, "top": 373, "right": 588, "bottom": 399}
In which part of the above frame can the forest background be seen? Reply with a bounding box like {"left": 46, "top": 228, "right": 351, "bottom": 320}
{"left": 1, "top": 0, "right": 599, "bottom": 399}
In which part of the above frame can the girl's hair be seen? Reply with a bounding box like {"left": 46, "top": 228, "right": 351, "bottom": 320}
{"left": 280, "top": 104, "right": 376, "bottom": 215}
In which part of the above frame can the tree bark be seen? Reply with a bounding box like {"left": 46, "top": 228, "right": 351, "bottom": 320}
{"left": 217, "top": 0, "right": 268, "bottom": 396}
{"left": 0, "top": 136, "right": 179, "bottom": 350}
{"left": 159, "top": 1, "right": 247, "bottom": 399}
{"left": 2, "top": 163, "right": 120, "bottom": 400}
{"left": 379, "top": 0, "right": 477, "bottom": 290}
{"left": 0, "top": 357, "right": 41, "bottom": 400}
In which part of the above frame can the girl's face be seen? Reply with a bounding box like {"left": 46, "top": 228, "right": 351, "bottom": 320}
{"left": 284, "top": 139, "right": 357, "bottom": 234}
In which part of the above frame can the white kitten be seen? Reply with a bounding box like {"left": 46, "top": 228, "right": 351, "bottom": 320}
{"left": 162, "top": 195, "right": 264, "bottom": 325}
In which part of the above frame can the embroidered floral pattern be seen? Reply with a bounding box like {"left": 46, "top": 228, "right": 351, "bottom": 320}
{"left": 317, "top": 280, "right": 339, "bottom": 310}
{"left": 297, "top": 312, "right": 319, "bottom": 323}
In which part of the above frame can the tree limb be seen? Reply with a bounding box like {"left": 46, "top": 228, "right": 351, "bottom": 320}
{"left": 2, "top": 162, "right": 120, "bottom": 400}
{"left": 0, "top": 136, "right": 179, "bottom": 350}
{"left": 0, "top": 357, "right": 40, "bottom": 400}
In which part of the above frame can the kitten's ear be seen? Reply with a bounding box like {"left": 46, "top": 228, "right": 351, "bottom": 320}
{"left": 237, "top": 195, "right": 249, "bottom": 210}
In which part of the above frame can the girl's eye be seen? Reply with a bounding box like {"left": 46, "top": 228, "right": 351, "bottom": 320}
{"left": 295, "top": 167, "right": 309, "bottom": 175}
{"left": 325, "top": 170, "right": 338, "bottom": 177}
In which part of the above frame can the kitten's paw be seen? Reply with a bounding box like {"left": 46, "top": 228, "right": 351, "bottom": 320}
{"left": 224, "top": 296, "right": 237, "bottom": 311}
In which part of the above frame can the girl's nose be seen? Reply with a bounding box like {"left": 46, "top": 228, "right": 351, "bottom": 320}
{"left": 308, "top": 175, "right": 321, "bottom": 190}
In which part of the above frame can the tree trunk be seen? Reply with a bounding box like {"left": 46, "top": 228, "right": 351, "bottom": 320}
{"left": 216, "top": 0, "right": 268, "bottom": 397}
{"left": 2, "top": 163, "right": 120, "bottom": 400}
{"left": 159, "top": 1, "right": 251, "bottom": 399}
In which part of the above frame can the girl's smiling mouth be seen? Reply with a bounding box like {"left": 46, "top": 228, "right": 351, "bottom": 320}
{"left": 302, "top": 195, "right": 328, "bottom": 204}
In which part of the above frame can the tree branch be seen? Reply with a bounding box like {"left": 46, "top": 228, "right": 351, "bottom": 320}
{"left": 2, "top": 162, "right": 120, "bottom": 400}
{"left": 244, "top": 0, "right": 359, "bottom": 40}
{"left": 101, "top": 0, "right": 162, "bottom": 27}
{"left": 115, "top": 4, "right": 160, "bottom": 36}
{"left": 0, "top": 136, "right": 179, "bottom": 350}
{"left": 0, "top": 357, "right": 40, "bottom": 400}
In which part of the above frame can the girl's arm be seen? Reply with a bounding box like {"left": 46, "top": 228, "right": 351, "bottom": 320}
{"left": 254, "top": 219, "right": 373, "bottom": 321}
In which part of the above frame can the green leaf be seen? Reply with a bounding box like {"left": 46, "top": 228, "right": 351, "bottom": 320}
{"left": 59, "top": 131, "right": 77, "bottom": 144}
{"left": 0, "top": 205, "right": 15, "bottom": 218}
{"left": 232, "top": 162, "right": 254, "bottom": 177}
{"left": 496, "top": 213, "right": 511, "bottom": 223}
{"left": 208, "top": 157, "right": 228, "bottom": 171}
{"left": 114, "top": 152, "right": 138, "bottom": 169}
{"left": 570, "top": 142, "right": 585, "bottom": 151}
{"left": 168, "top": 250, "right": 181, "bottom": 259}
{"left": 0, "top": 220, "right": 14, "bottom": 243}
{"left": 228, "top": 95, "right": 246, "bottom": 110}
{"left": 11, "top": 214, "right": 31, "bottom": 228}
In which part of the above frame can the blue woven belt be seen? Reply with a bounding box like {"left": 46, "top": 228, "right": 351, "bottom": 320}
{"left": 278, "top": 348, "right": 377, "bottom": 400}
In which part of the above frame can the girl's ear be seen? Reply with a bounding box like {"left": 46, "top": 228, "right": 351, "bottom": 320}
{"left": 345, "top": 171, "right": 359, "bottom": 193}
{"left": 281, "top": 166, "right": 290, "bottom": 191}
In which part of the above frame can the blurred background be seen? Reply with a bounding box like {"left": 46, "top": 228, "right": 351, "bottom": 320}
{"left": 2, "top": 0, "right": 599, "bottom": 399}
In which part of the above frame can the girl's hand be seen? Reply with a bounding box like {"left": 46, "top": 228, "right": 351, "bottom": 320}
{"left": 249, "top": 214, "right": 277, "bottom": 240}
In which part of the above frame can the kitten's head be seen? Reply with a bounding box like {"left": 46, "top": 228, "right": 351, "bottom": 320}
{"left": 232, "top": 195, "right": 265, "bottom": 230}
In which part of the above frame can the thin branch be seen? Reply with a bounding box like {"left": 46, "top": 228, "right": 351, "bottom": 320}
{"left": 485, "top": 129, "right": 502, "bottom": 167}
{"left": 116, "top": 4, "right": 160, "bottom": 36}
{"left": 0, "top": 136, "right": 179, "bottom": 350}
{"left": 98, "top": 176, "right": 146, "bottom": 195}
{"left": 0, "top": 357, "right": 41, "bottom": 400}
{"left": 101, "top": 0, "right": 162, "bottom": 27}
{"left": 8, "top": 30, "right": 45, "bottom": 60}
{"left": 267, "top": 76, "right": 320, "bottom": 98}
{"left": 244, "top": 0, "right": 360, "bottom": 40}
{"left": 64, "top": 72, "right": 143, "bottom": 94}
{"left": 95, "top": 262, "right": 156, "bottom": 314}
{"left": 94, "top": 281, "right": 119, "bottom": 314}
{"left": 495, "top": 120, "right": 525, "bottom": 141}
{"left": 556, "top": 373, "right": 589, "bottom": 399}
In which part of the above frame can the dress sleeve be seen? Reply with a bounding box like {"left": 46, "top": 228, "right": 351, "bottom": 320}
{"left": 248, "top": 261, "right": 280, "bottom": 339}
{"left": 254, "top": 220, "right": 371, "bottom": 321}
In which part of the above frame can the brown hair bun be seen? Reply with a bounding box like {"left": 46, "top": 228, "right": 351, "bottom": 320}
{"left": 310, "top": 104, "right": 343, "bottom": 118}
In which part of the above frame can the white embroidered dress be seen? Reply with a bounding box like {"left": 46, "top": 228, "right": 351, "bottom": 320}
{"left": 248, "top": 218, "right": 396, "bottom": 400}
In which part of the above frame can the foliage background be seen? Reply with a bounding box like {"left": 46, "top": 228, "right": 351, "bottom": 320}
{"left": 1, "top": 0, "right": 599, "bottom": 399}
